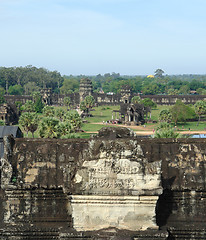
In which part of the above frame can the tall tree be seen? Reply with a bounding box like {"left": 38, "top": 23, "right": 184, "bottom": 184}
{"left": 178, "top": 85, "right": 190, "bottom": 95}
{"left": 43, "top": 106, "right": 55, "bottom": 117}
{"left": 131, "top": 96, "right": 141, "bottom": 104}
{"left": 80, "top": 95, "right": 95, "bottom": 116}
{"left": 194, "top": 100, "right": 206, "bottom": 125}
{"left": 24, "top": 82, "right": 40, "bottom": 95}
{"left": 32, "top": 92, "right": 44, "bottom": 113}
{"left": 153, "top": 122, "right": 180, "bottom": 138}
{"left": 8, "top": 84, "right": 24, "bottom": 95}
{"left": 0, "top": 87, "right": 5, "bottom": 104}
{"left": 22, "top": 100, "right": 35, "bottom": 112}
{"left": 141, "top": 98, "right": 157, "bottom": 108}
{"left": 60, "top": 78, "right": 79, "bottom": 94}
{"left": 38, "top": 117, "right": 60, "bottom": 138}
{"left": 63, "top": 96, "right": 71, "bottom": 110}
{"left": 19, "top": 112, "right": 39, "bottom": 137}
{"left": 63, "top": 111, "right": 82, "bottom": 132}
{"left": 142, "top": 83, "right": 160, "bottom": 95}
{"left": 159, "top": 109, "right": 172, "bottom": 123}
{"left": 170, "top": 100, "right": 196, "bottom": 124}
{"left": 154, "top": 69, "right": 164, "bottom": 78}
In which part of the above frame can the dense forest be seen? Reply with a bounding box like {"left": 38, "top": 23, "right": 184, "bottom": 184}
{"left": 1, "top": 66, "right": 206, "bottom": 96}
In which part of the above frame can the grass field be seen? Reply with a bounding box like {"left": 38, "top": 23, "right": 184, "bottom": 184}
{"left": 20, "top": 104, "right": 206, "bottom": 138}
{"left": 81, "top": 105, "right": 206, "bottom": 134}
{"left": 83, "top": 105, "right": 120, "bottom": 123}
{"left": 149, "top": 105, "right": 173, "bottom": 121}
{"left": 81, "top": 105, "right": 120, "bottom": 132}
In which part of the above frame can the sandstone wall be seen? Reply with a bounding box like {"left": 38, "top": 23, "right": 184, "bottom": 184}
{"left": 1, "top": 129, "right": 206, "bottom": 239}
{"left": 140, "top": 94, "right": 206, "bottom": 105}
{"left": 4, "top": 93, "right": 206, "bottom": 108}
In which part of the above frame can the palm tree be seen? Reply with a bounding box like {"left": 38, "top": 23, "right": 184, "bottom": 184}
{"left": 153, "top": 123, "right": 180, "bottom": 138}
{"left": 55, "top": 108, "right": 66, "bottom": 121}
{"left": 43, "top": 106, "right": 55, "bottom": 117}
{"left": 22, "top": 100, "right": 35, "bottom": 112}
{"left": 63, "top": 97, "right": 71, "bottom": 110}
{"left": 38, "top": 117, "right": 60, "bottom": 138}
{"left": 80, "top": 95, "right": 95, "bottom": 116}
{"left": 64, "top": 111, "right": 82, "bottom": 132}
{"left": 194, "top": 100, "right": 206, "bottom": 125}
{"left": 159, "top": 109, "right": 172, "bottom": 123}
{"left": 19, "top": 112, "right": 39, "bottom": 137}
{"left": 58, "top": 121, "right": 73, "bottom": 135}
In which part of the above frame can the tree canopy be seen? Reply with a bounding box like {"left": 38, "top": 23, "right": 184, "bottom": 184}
{"left": 159, "top": 109, "right": 172, "bottom": 123}
{"left": 170, "top": 100, "right": 197, "bottom": 124}
{"left": 80, "top": 95, "right": 95, "bottom": 116}
{"left": 0, "top": 66, "right": 206, "bottom": 96}
{"left": 194, "top": 100, "right": 206, "bottom": 124}
{"left": 19, "top": 112, "right": 39, "bottom": 137}
{"left": 154, "top": 69, "right": 165, "bottom": 78}
{"left": 153, "top": 122, "right": 180, "bottom": 138}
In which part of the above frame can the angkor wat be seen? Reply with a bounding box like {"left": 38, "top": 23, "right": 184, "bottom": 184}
{"left": 3, "top": 78, "right": 206, "bottom": 108}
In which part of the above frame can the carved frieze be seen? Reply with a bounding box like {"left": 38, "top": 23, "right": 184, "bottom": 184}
{"left": 73, "top": 144, "right": 162, "bottom": 196}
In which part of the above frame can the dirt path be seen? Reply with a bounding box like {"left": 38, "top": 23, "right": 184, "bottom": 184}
{"left": 87, "top": 122, "right": 206, "bottom": 135}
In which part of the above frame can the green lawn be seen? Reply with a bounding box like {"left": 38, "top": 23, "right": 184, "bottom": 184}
{"left": 84, "top": 105, "right": 120, "bottom": 123}
{"left": 81, "top": 105, "right": 120, "bottom": 132}
{"left": 150, "top": 105, "right": 173, "bottom": 121}
{"left": 19, "top": 104, "right": 206, "bottom": 138}
{"left": 80, "top": 104, "right": 206, "bottom": 133}
{"left": 175, "top": 121, "right": 206, "bottom": 131}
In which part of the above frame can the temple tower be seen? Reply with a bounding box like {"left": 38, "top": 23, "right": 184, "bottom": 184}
{"left": 120, "top": 85, "right": 132, "bottom": 103}
{"left": 40, "top": 88, "right": 52, "bottom": 105}
{"left": 79, "top": 78, "right": 93, "bottom": 102}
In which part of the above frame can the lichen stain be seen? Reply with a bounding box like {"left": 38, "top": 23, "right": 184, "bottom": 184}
{"left": 25, "top": 162, "right": 55, "bottom": 184}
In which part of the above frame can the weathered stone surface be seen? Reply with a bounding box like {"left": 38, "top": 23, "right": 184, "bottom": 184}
{"left": 1, "top": 128, "right": 206, "bottom": 239}
{"left": 71, "top": 195, "right": 159, "bottom": 231}
{"left": 93, "top": 127, "right": 136, "bottom": 139}
{"left": 73, "top": 139, "right": 162, "bottom": 196}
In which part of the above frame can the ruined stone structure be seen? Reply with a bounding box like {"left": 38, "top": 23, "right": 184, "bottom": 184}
{"left": 0, "top": 104, "right": 19, "bottom": 125}
{"left": 1, "top": 127, "right": 206, "bottom": 239}
{"left": 120, "top": 85, "right": 132, "bottom": 104}
{"left": 41, "top": 88, "right": 52, "bottom": 105}
{"left": 4, "top": 95, "right": 32, "bottom": 105}
{"left": 79, "top": 78, "right": 93, "bottom": 102}
{"left": 118, "top": 103, "right": 145, "bottom": 125}
{"left": 3, "top": 78, "right": 206, "bottom": 108}
{"left": 5, "top": 92, "right": 206, "bottom": 107}
{"left": 140, "top": 94, "right": 206, "bottom": 105}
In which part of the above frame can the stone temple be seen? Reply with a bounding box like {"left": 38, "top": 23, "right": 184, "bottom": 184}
{"left": 1, "top": 127, "right": 206, "bottom": 239}
{"left": 3, "top": 78, "right": 206, "bottom": 109}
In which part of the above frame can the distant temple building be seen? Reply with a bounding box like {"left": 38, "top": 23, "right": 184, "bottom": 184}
{"left": 119, "top": 103, "right": 145, "bottom": 125}
{"left": 79, "top": 78, "right": 93, "bottom": 102}
{"left": 1, "top": 78, "right": 206, "bottom": 115}
{"left": 112, "top": 103, "right": 146, "bottom": 126}
{"left": 120, "top": 85, "right": 132, "bottom": 104}
{"left": 41, "top": 88, "right": 52, "bottom": 105}
{"left": 0, "top": 104, "right": 19, "bottom": 125}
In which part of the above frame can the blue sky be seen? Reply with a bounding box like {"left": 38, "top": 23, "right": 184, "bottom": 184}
{"left": 1, "top": 0, "right": 206, "bottom": 75}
